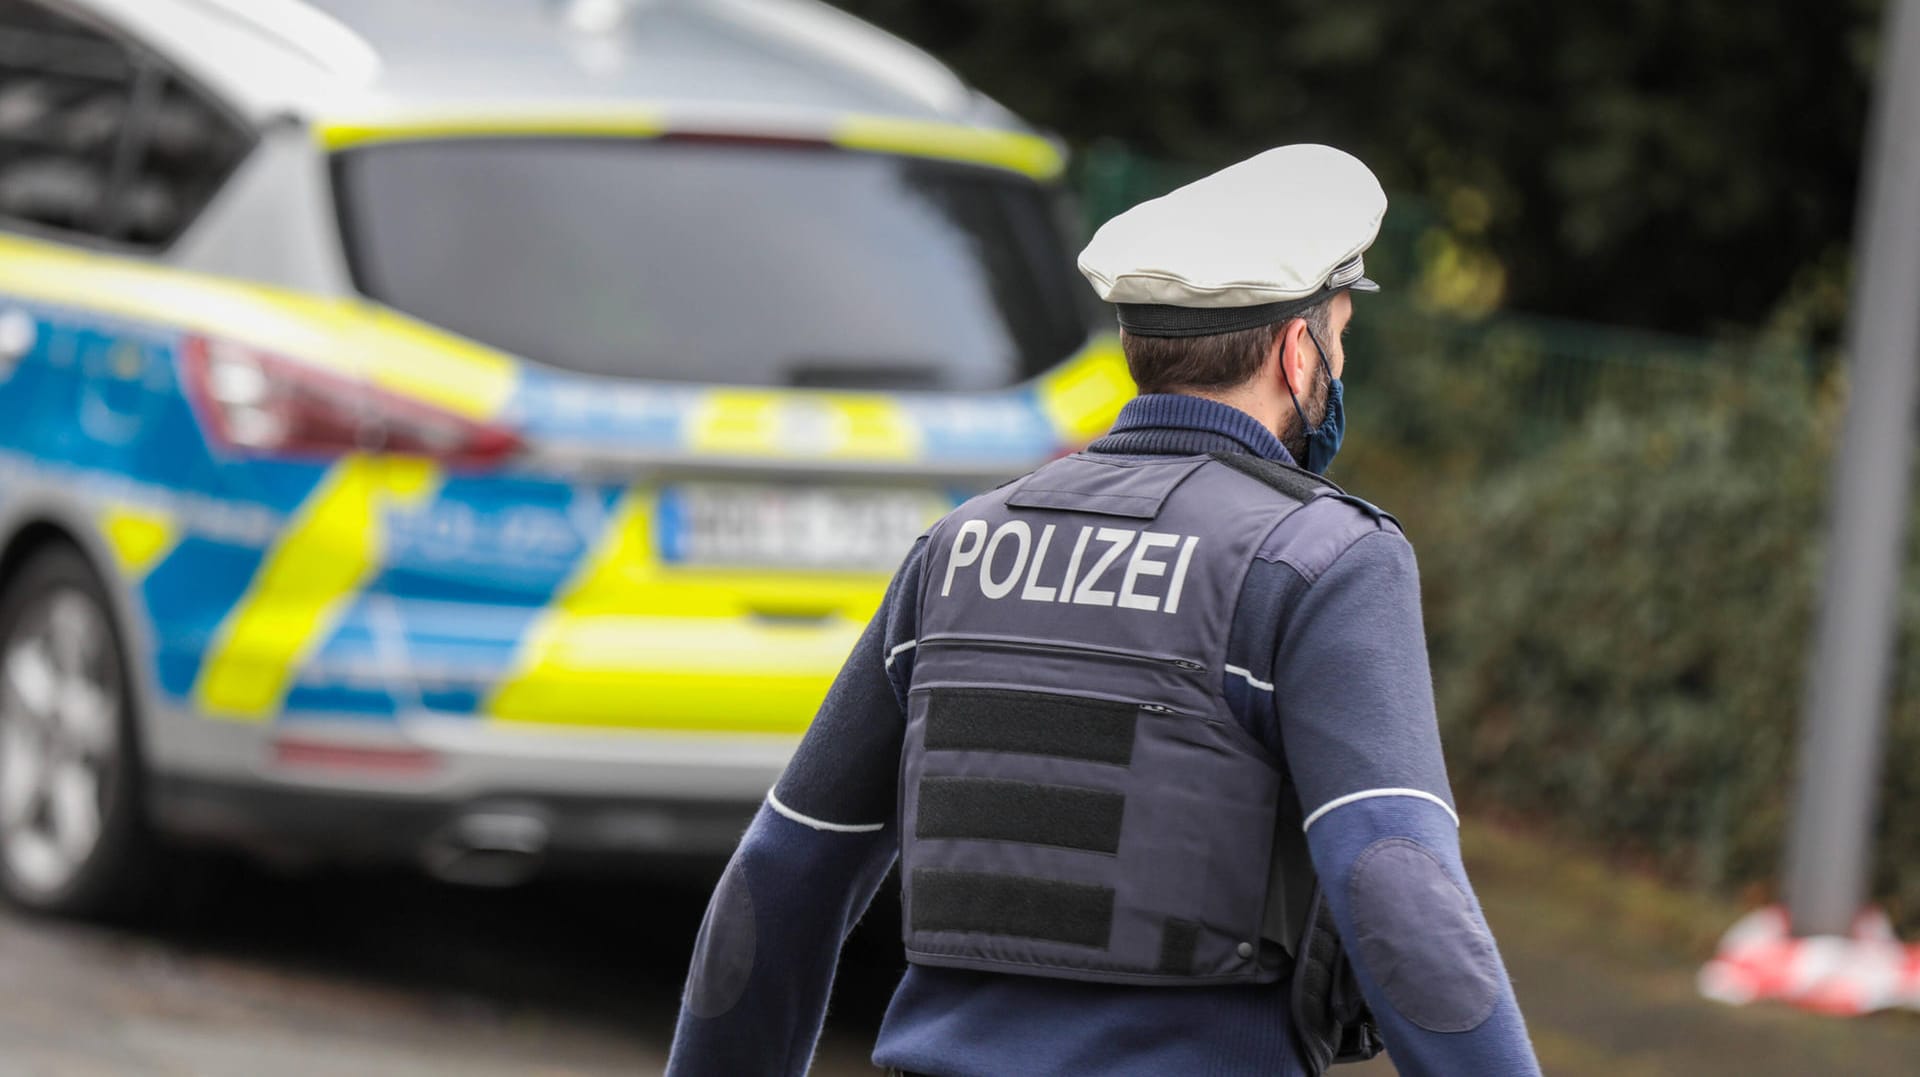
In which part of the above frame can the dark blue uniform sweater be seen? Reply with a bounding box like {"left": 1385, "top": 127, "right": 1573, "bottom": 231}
{"left": 667, "top": 394, "right": 1541, "bottom": 1076}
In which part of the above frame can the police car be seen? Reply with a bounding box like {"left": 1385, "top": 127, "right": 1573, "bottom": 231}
{"left": 0, "top": 0, "right": 1129, "bottom": 912}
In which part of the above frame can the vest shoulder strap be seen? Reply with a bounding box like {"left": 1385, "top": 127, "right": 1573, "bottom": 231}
{"left": 1207, "top": 453, "right": 1408, "bottom": 535}
{"left": 1207, "top": 451, "right": 1337, "bottom": 502}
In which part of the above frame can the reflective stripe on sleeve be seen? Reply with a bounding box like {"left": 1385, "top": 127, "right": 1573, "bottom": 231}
{"left": 766, "top": 790, "right": 886, "bottom": 834}
{"left": 1223, "top": 663, "right": 1273, "bottom": 692}
{"left": 1302, "top": 787, "right": 1461, "bottom": 832}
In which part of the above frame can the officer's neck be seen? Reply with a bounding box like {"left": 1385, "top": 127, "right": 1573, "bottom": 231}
{"left": 1177, "top": 386, "right": 1288, "bottom": 446}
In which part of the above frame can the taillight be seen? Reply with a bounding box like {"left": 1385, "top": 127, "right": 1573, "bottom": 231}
{"left": 181, "top": 335, "right": 521, "bottom": 467}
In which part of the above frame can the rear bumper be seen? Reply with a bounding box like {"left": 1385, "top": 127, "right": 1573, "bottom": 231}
{"left": 149, "top": 775, "right": 762, "bottom": 876}
{"left": 142, "top": 709, "right": 796, "bottom": 873}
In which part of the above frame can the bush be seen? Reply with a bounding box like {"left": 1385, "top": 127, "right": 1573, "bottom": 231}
{"left": 1365, "top": 354, "right": 1920, "bottom": 930}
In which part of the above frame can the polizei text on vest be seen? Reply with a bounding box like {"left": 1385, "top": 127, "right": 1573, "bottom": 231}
{"left": 939, "top": 520, "right": 1201, "bottom": 612}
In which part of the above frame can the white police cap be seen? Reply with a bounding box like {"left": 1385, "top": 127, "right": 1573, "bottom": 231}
{"left": 1077, "top": 144, "right": 1386, "bottom": 337}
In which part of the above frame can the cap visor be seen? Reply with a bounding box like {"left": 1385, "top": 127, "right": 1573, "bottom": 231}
{"left": 1350, "top": 276, "right": 1381, "bottom": 293}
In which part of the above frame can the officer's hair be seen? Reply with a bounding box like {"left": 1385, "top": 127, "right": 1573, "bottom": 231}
{"left": 1121, "top": 298, "right": 1334, "bottom": 396}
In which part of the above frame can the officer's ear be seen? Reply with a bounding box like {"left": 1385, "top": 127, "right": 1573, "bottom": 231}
{"left": 1273, "top": 317, "right": 1314, "bottom": 397}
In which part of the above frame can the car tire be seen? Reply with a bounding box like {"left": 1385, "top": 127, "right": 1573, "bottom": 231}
{"left": 0, "top": 543, "right": 155, "bottom": 918}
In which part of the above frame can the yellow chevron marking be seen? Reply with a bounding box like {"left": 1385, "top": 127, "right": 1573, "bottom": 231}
{"left": 687, "top": 391, "right": 920, "bottom": 460}
{"left": 194, "top": 456, "right": 440, "bottom": 721}
{"left": 489, "top": 493, "right": 887, "bottom": 732}
{"left": 1036, "top": 336, "right": 1134, "bottom": 445}
{"left": 832, "top": 117, "right": 1065, "bottom": 181}
{"left": 97, "top": 505, "right": 178, "bottom": 581}
{"left": 0, "top": 233, "right": 520, "bottom": 422}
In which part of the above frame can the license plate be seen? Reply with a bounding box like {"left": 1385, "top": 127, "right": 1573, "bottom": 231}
{"left": 657, "top": 482, "right": 951, "bottom": 571}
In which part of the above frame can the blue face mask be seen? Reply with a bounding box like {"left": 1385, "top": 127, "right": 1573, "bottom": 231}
{"left": 1285, "top": 325, "right": 1346, "bottom": 475}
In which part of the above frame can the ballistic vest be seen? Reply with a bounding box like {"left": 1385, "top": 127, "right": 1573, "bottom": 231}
{"left": 900, "top": 450, "right": 1330, "bottom": 986}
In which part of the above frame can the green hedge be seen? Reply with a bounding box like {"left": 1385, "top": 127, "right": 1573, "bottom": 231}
{"left": 1341, "top": 347, "right": 1920, "bottom": 930}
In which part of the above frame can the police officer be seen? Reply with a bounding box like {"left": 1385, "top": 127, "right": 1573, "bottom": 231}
{"left": 667, "top": 145, "right": 1543, "bottom": 1076}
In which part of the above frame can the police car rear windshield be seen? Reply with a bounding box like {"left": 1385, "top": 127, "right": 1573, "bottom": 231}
{"left": 332, "top": 138, "right": 1095, "bottom": 391}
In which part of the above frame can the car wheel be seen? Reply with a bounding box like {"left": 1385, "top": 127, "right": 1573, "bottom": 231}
{"left": 0, "top": 544, "right": 152, "bottom": 917}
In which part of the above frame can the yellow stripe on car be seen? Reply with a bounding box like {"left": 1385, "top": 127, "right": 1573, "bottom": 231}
{"left": 317, "top": 110, "right": 1064, "bottom": 182}
{"left": 492, "top": 614, "right": 868, "bottom": 732}
{"left": 317, "top": 111, "right": 670, "bottom": 151}
{"left": 490, "top": 493, "right": 886, "bottom": 732}
{"left": 0, "top": 234, "right": 340, "bottom": 368}
{"left": 831, "top": 116, "right": 1065, "bottom": 181}
{"left": 195, "top": 456, "right": 440, "bottom": 721}
{"left": 97, "top": 504, "right": 178, "bottom": 582}
{"left": 1036, "top": 336, "right": 1133, "bottom": 445}
{"left": 355, "top": 307, "right": 522, "bottom": 421}
{"left": 0, "top": 234, "right": 520, "bottom": 422}
{"left": 687, "top": 391, "right": 921, "bottom": 461}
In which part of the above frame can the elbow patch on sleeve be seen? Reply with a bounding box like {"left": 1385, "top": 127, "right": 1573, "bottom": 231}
{"left": 683, "top": 867, "right": 757, "bottom": 1019}
{"left": 1350, "top": 838, "right": 1501, "bottom": 1033}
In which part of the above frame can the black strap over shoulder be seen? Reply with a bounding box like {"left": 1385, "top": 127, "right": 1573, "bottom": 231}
{"left": 1206, "top": 452, "right": 1409, "bottom": 537}
{"left": 1207, "top": 451, "right": 1342, "bottom": 503}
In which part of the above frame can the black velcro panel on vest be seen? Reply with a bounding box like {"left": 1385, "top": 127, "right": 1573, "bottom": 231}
{"left": 1158, "top": 919, "right": 1200, "bottom": 974}
{"left": 912, "top": 869, "right": 1115, "bottom": 948}
{"left": 1208, "top": 451, "right": 1329, "bottom": 503}
{"left": 925, "top": 687, "right": 1136, "bottom": 766}
{"left": 917, "top": 776, "right": 1126, "bottom": 854}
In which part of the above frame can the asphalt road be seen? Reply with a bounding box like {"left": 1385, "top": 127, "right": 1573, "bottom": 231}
{"left": 5, "top": 830, "right": 1918, "bottom": 1076}
{"left": 0, "top": 859, "right": 890, "bottom": 1076}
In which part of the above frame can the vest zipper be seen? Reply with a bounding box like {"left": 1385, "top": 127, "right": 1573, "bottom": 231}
{"left": 919, "top": 635, "right": 1209, "bottom": 674}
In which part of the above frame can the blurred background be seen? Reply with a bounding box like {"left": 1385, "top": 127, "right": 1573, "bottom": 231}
{"left": 0, "top": 0, "right": 1915, "bottom": 1074}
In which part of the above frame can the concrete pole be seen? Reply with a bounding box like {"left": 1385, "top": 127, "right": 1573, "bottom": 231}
{"left": 1782, "top": 0, "right": 1920, "bottom": 937}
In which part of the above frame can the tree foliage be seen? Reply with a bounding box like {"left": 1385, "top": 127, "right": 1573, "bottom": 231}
{"left": 834, "top": 0, "right": 1879, "bottom": 337}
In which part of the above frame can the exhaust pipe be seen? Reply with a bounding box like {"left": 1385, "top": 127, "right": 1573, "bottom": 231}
{"left": 423, "top": 808, "right": 550, "bottom": 887}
